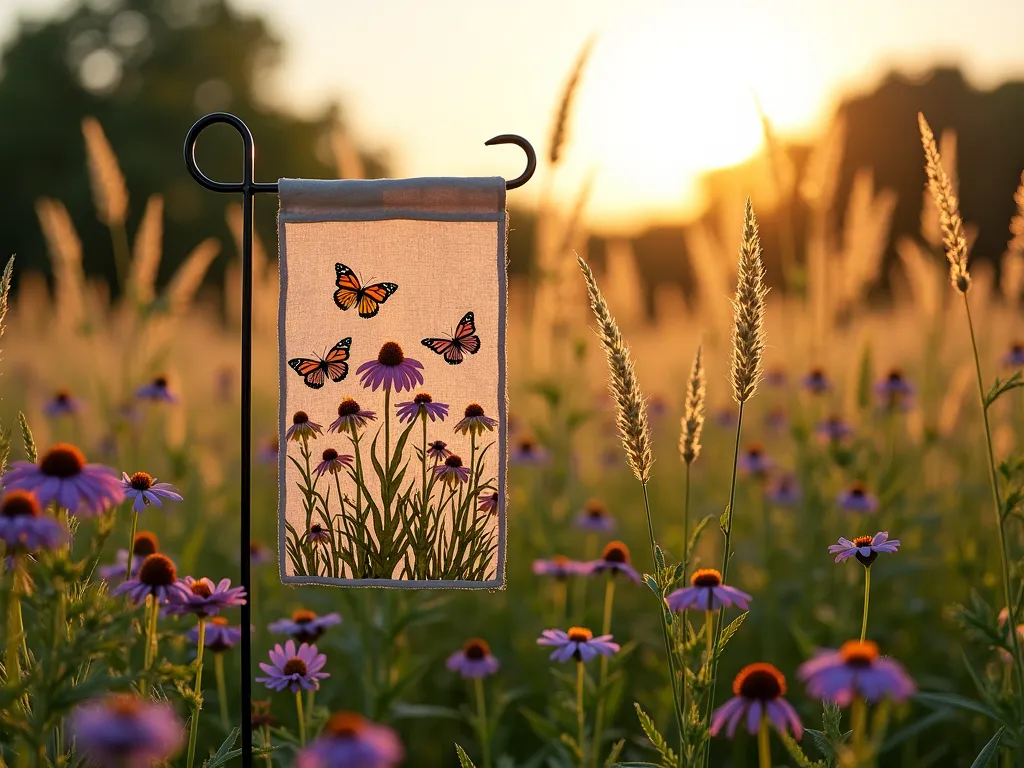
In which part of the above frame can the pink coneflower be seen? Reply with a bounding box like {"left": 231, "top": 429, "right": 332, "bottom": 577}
{"left": 828, "top": 532, "right": 900, "bottom": 566}
{"left": 801, "top": 367, "right": 831, "bottom": 394}
{"left": 112, "top": 553, "right": 179, "bottom": 604}
{"left": 583, "top": 541, "right": 641, "bottom": 582}
{"left": 738, "top": 442, "right": 772, "bottom": 477}
{"left": 121, "top": 472, "right": 183, "bottom": 513}
{"left": 189, "top": 617, "right": 244, "bottom": 652}
{"left": 134, "top": 375, "right": 178, "bottom": 403}
{"left": 836, "top": 482, "right": 879, "bottom": 514}
{"left": 99, "top": 531, "right": 159, "bottom": 581}
{"left": 537, "top": 627, "right": 620, "bottom": 663}
{"left": 426, "top": 440, "right": 452, "bottom": 463}
{"left": 396, "top": 392, "right": 449, "bottom": 424}
{"left": 69, "top": 694, "right": 184, "bottom": 768}
{"left": 532, "top": 555, "right": 584, "bottom": 579}
{"left": 764, "top": 475, "right": 801, "bottom": 507}
{"left": 357, "top": 342, "right": 424, "bottom": 392}
{"left": 477, "top": 491, "right": 499, "bottom": 514}
{"left": 816, "top": 415, "right": 852, "bottom": 443}
{"left": 4, "top": 443, "right": 123, "bottom": 516}
{"left": 0, "top": 489, "right": 66, "bottom": 551}
{"left": 666, "top": 569, "right": 752, "bottom": 612}
{"left": 797, "top": 640, "right": 916, "bottom": 705}
{"left": 875, "top": 368, "right": 914, "bottom": 411}
{"left": 305, "top": 524, "right": 331, "bottom": 546}
{"left": 269, "top": 609, "right": 342, "bottom": 643}
{"left": 510, "top": 436, "right": 549, "bottom": 465}
{"left": 711, "top": 663, "right": 802, "bottom": 739}
{"left": 167, "top": 576, "right": 247, "bottom": 618}
{"left": 44, "top": 389, "right": 82, "bottom": 417}
{"left": 296, "top": 712, "right": 403, "bottom": 768}
{"left": 454, "top": 403, "right": 498, "bottom": 436}
{"left": 575, "top": 498, "right": 615, "bottom": 532}
{"left": 328, "top": 398, "right": 377, "bottom": 435}
{"left": 314, "top": 448, "right": 354, "bottom": 478}
{"left": 434, "top": 455, "right": 470, "bottom": 486}
{"left": 286, "top": 411, "right": 322, "bottom": 442}
{"left": 1002, "top": 342, "right": 1024, "bottom": 368}
{"left": 256, "top": 640, "right": 330, "bottom": 693}
{"left": 447, "top": 638, "right": 501, "bottom": 678}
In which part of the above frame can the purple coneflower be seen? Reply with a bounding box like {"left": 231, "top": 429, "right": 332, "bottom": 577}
{"left": 121, "top": 472, "right": 183, "bottom": 513}
{"left": 454, "top": 403, "right": 498, "bottom": 436}
{"left": 328, "top": 398, "right": 377, "bottom": 434}
{"left": 135, "top": 375, "right": 178, "bottom": 403}
{"left": 764, "top": 475, "right": 801, "bottom": 507}
{"left": 836, "top": 482, "right": 879, "bottom": 514}
{"left": 69, "top": 694, "right": 184, "bottom": 768}
{"left": 4, "top": 442, "right": 123, "bottom": 516}
{"left": 167, "top": 576, "right": 247, "bottom": 618}
{"left": 112, "top": 553, "right": 179, "bottom": 604}
{"left": 269, "top": 609, "right": 342, "bottom": 643}
{"left": 396, "top": 392, "right": 449, "bottom": 424}
{"left": 189, "top": 616, "right": 243, "bottom": 652}
{"left": 575, "top": 498, "right": 615, "bottom": 532}
{"left": 711, "top": 662, "right": 802, "bottom": 739}
{"left": 584, "top": 541, "right": 641, "bottom": 582}
{"left": 648, "top": 395, "right": 670, "bottom": 422}
{"left": 99, "top": 531, "right": 159, "bottom": 581}
{"left": 1002, "top": 342, "right": 1024, "bottom": 368}
{"left": 537, "top": 627, "right": 620, "bottom": 663}
{"left": 305, "top": 524, "right": 331, "bottom": 546}
{"left": 765, "top": 407, "right": 787, "bottom": 432}
{"left": 44, "top": 389, "right": 82, "bottom": 417}
{"left": 666, "top": 569, "right": 752, "bottom": 612}
{"left": 314, "top": 448, "right": 354, "bottom": 478}
{"left": 286, "top": 411, "right": 322, "bottom": 442}
{"left": 426, "top": 440, "right": 452, "bottom": 463}
{"left": 738, "top": 442, "right": 771, "bottom": 477}
{"left": 532, "top": 555, "right": 584, "bottom": 579}
{"left": 357, "top": 342, "right": 424, "bottom": 392}
{"left": 816, "top": 414, "right": 852, "bottom": 443}
{"left": 447, "top": 638, "right": 501, "bottom": 678}
{"left": 875, "top": 368, "right": 914, "bottom": 410}
{"left": 477, "top": 491, "right": 499, "bottom": 514}
{"left": 256, "top": 640, "right": 330, "bottom": 693}
{"left": 510, "top": 436, "right": 549, "bottom": 465}
{"left": 765, "top": 368, "right": 788, "bottom": 388}
{"left": 250, "top": 540, "right": 273, "bottom": 566}
{"left": 257, "top": 436, "right": 279, "bottom": 465}
{"left": 434, "top": 455, "right": 470, "bottom": 486}
{"left": 296, "top": 712, "right": 404, "bottom": 768}
{"left": 829, "top": 532, "right": 900, "bottom": 566}
{"left": 0, "top": 489, "right": 67, "bottom": 551}
{"left": 802, "top": 367, "right": 831, "bottom": 394}
{"left": 797, "top": 640, "right": 916, "bottom": 705}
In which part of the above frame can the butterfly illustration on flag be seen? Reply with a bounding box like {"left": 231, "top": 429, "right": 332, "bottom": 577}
{"left": 288, "top": 338, "right": 351, "bottom": 389}
{"left": 333, "top": 262, "right": 399, "bottom": 319}
{"left": 421, "top": 311, "right": 481, "bottom": 365}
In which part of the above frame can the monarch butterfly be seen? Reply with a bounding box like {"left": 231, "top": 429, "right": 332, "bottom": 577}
{"left": 333, "top": 262, "right": 399, "bottom": 319}
{"left": 421, "top": 311, "right": 481, "bottom": 365}
{"left": 288, "top": 338, "right": 352, "bottom": 389}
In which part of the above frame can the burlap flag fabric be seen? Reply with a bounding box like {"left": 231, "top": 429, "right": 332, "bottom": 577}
{"left": 277, "top": 177, "right": 507, "bottom": 588}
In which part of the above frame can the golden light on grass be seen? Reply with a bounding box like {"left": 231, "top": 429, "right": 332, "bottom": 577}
{"left": 918, "top": 112, "right": 971, "bottom": 293}
{"left": 730, "top": 198, "right": 768, "bottom": 404}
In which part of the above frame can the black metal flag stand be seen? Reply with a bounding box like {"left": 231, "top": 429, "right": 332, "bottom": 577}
{"left": 183, "top": 112, "right": 535, "bottom": 766}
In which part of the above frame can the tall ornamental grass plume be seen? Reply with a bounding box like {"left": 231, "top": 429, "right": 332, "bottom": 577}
{"left": 548, "top": 38, "right": 593, "bottom": 167}
{"left": 729, "top": 198, "right": 768, "bottom": 405}
{"left": 577, "top": 256, "right": 652, "bottom": 485}
{"left": 918, "top": 113, "right": 971, "bottom": 293}
{"left": 680, "top": 345, "right": 706, "bottom": 466}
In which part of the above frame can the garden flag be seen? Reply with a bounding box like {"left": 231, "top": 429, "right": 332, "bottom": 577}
{"left": 278, "top": 177, "right": 507, "bottom": 588}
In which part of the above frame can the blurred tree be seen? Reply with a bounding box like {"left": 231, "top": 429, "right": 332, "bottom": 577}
{"left": 0, "top": 0, "right": 386, "bottom": 293}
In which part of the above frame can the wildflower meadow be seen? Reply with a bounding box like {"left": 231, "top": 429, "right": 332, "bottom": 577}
{"left": 4, "top": 57, "right": 1024, "bottom": 768}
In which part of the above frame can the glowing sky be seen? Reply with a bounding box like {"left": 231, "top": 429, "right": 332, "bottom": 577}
{"left": 3, "top": 0, "right": 1024, "bottom": 230}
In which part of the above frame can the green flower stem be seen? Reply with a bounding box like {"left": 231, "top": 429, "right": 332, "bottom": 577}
{"left": 384, "top": 387, "right": 391, "bottom": 474}
{"left": 473, "top": 676, "right": 492, "bottom": 768}
{"left": 590, "top": 574, "right": 616, "bottom": 766}
{"left": 124, "top": 508, "right": 139, "bottom": 582}
{"left": 306, "top": 688, "right": 316, "bottom": 735}
{"left": 5, "top": 575, "right": 21, "bottom": 691}
{"left": 850, "top": 696, "right": 867, "bottom": 750}
{"left": 141, "top": 595, "right": 160, "bottom": 695}
{"left": 963, "top": 293, "right": 1024, "bottom": 697}
{"left": 576, "top": 660, "right": 586, "bottom": 768}
{"left": 421, "top": 415, "right": 429, "bottom": 512}
{"left": 185, "top": 618, "right": 207, "bottom": 768}
{"left": 263, "top": 725, "right": 273, "bottom": 768}
{"left": 705, "top": 609, "right": 714, "bottom": 665}
{"left": 296, "top": 690, "right": 306, "bottom": 746}
{"left": 860, "top": 567, "right": 872, "bottom": 642}
{"left": 757, "top": 713, "right": 772, "bottom": 768}
{"left": 214, "top": 652, "right": 229, "bottom": 731}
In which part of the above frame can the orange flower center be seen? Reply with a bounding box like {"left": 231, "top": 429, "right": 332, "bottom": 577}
{"left": 464, "top": 403, "right": 484, "bottom": 418}
{"left": 292, "top": 411, "right": 309, "bottom": 425}
{"left": 324, "top": 711, "right": 367, "bottom": 739}
{"left": 733, "top": 662, "right": 786, "bottom": 700}
{"left": 601, "top": 541, "right": 630, "bottom": 564}
{"left": 190, "top": 580, "right": 213, "bottom": 598}
{"left": 444, "top": 455, "right": 463, "bottom": 468}
{"left": 852, "top": 535, "right": 874, "bottom": 547}
{"left": 292, "top": 609, "right": 317, "bottom": 624}
{"left": 282, "top": 658, "right": 307, "bottom": 676}
{"left": 108, "top": 694, "right": 142, "bottom": 718}
{"left": 1, "top": 490, "right": 41, "bottom": 518}
{"left": 462, "top": 638, "right": 491, "bottom": 660}
{"left": 211, "top": 617, "right": 230, "bottom": 627}
{"left": 567, "top": 627, "right": 593, "bottom": 642}
{"left": 129, "top": 472, "right": 153, "bottom": 491}
{"left": 377, "top": 342, "right": 405, "bottom": 366}
{"left": 690, "top": 568, "right": 723, "bottom": 588}
{"left": 839, "top": 640, "right": 880, "bottom": 667}
{"left": 138, "top": 554, "right": 177, "bottom": 587}
{"left": 39, "top": 443, "right": 86, "bottom": 478}
{"left": 322, "top": 448, "right": 339, "bottom": 462}
{"left": 338, "top": 399, "right": 361, "bottom": 417}
{"left": 585, "top": 499, "right": 607, "bottom": 518}
{"left": 413, "top": 393, "right": 433, "bottom": 404}
{"left": 133, "top": 531, "right": 159, "bottom": 556}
